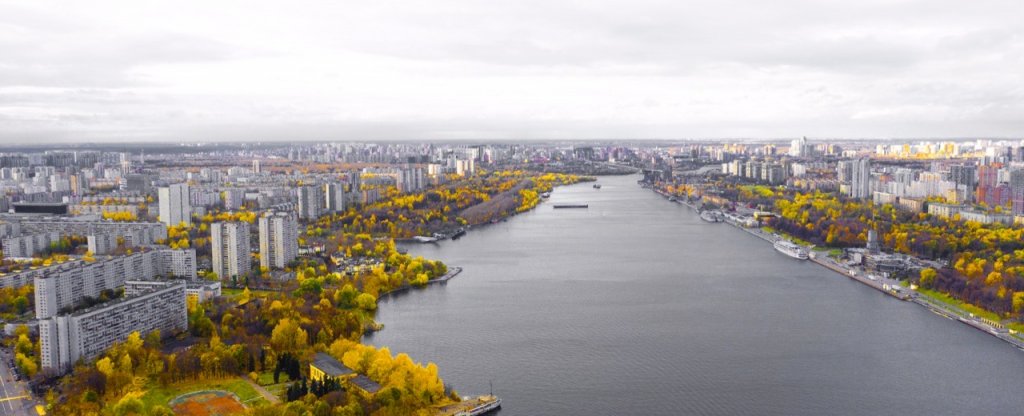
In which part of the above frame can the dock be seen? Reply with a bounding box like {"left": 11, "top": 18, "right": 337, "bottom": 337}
{"left": 552, "top": 204, "right": 588, "bottom": 209}
{"left": 434, "top": 395, "right": 501, "bottom": 416}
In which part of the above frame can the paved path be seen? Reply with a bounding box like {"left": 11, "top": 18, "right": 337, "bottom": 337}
{"left": 245, "top": 378, "right": 281, "bottom": 404}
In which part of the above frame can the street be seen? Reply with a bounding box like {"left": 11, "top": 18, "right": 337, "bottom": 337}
{"left": 0, "top": 348, "right": 37, "bottom": 416}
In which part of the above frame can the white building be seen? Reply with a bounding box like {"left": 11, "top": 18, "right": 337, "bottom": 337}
{"left": 259, "top": 211, "right": 298, "bottom": 270}
{"left": 297, "top": 185, "right": 324, "bottom": 220}
{"left": 39, "top": 281, "right": 187, "bottom": 375}
{"left": 223, "top": 189, "right": 246, "bottom": 210}
{"left": 211, "top": 222, "right": 251, "bottom": 280}
{"left": 158, "top": 183, "right": 192, "bottom": 226}
{"left": 324, "top": 183, "right": 346, "bottom": 213}
{"left": 1, "top": 232, "right": 60, "bottom": 258}
{"left": 33, "top": 247, "right": 197, "bottom": 319}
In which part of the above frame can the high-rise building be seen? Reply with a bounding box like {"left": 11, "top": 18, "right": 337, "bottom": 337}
{"left": 324, "top": 183, "right": 346, "bottom": 213}
{"left": 33, "top": 248, "right": 197, "bottom": 319}
{"left": 252, "top": 159, "right": 262, "bottom": 174}
{"left": 211, "top": 222, "right": 251, "bottom": 280}
{"left": 297, "top": 185, "right": 324, "bottom": 220}
{"left": 840, "top": 158, "right": 872, "bottom": 199}
{"left": 158, "top": 183, "right": 192, "bottom": 226}
{"left": 259, "top": 211, "right": 299, "bottom": 270}
{"left": 223, "top": 189, "right": 246, "bottom": 210}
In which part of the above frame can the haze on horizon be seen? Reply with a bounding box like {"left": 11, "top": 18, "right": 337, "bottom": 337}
{"left": 0, "top": 0, "right": 1022, "bottom": 144}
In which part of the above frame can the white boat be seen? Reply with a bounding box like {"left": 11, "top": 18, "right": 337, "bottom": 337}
{"left": 773, "top": 239, "right": 808, "bottom": 260}
{"left": 412, "top": 236, "right": 438, "bottom": 243}
{"left": 699, "top": 210, "right": 722, "bottom": 223}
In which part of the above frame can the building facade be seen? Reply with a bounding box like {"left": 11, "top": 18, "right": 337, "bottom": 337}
{"left": 258, "top": 211, "right": 298, "bottom": 270}
{"left": 211, "top": 222, "right": 251, "bottom": 280}
{"left": 39, "top": 281, "right": 187, "bottom": 375}
{"left": 158, "top": 183, "right": 192, "bottom": 226}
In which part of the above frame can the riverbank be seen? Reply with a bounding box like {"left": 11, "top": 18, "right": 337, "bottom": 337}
{"left": 649, "top": 186, "right": 1024, "bottom": 353}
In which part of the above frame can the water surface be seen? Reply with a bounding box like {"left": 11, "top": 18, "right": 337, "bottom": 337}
{"left": 367, "top": 174, "right": 1024, "bottom": 415}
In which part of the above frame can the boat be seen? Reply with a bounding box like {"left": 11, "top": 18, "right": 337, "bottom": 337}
{"left": 412, "top": 236, "right": 438, "bottom": 243}
{"left": 593, "top": 184, "right": 602, "bottom": 189}
{"left": 553, "top": 204, "right": 588, "bottom": 209}
{"left": 699, "top": 210, "right": 722, "bottom": 223}
{"left": 668, "top": 196, "right": 677, "bottom": 202}
{"left": 454, "top": 395, "right": 501, "bottom": 416}
{"left": 541, "top": 192, "right": 551, "bottom": 198}
{"left": 450, "top": 228, "right": 467, "bottom": 240}
{"left": 773, "top": 239, "right": 808, "bottom": 260}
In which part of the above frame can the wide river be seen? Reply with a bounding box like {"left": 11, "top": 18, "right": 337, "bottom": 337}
{"left": 367, "top": 174, "right": 1024, "bottom": 415}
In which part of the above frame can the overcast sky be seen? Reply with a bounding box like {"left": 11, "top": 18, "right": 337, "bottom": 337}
{"left": 1, "top": 0, "right": 1022, "bottom": 143}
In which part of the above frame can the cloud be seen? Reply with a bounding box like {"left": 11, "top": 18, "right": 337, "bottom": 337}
{"left": 0, "top": 0, "right": 1022, "bottom": 142}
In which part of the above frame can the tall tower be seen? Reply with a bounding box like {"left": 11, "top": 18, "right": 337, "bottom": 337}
{"left": 211, "top": 222, "right": 251, "bottom": 280}
{"left": 851, "top": 158, "right": 872, "bottom": 199}
{"left": 297, "top": 185, "right": 324, "bottom": 220}
{"left": 158, "top": 183, "right": 192, "bottom": 226}
{"left": 259, "top": 211, "right": 298, "bottom": 270}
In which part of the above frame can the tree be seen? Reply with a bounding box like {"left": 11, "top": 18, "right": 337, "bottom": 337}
{"left": 271, "top": 318, "right": 308, "bottom": 352}
{"left": 96, "top": 357, "right": 115, "bottom": 378}
{"left": 1013, "top": 292, "right": 1024, "bottom": 313}
{"left": 919, "top": 268, "right": 937, "bottom": 288}
{"left": 14, "top": 353, "right": 37, "bottom": 377}
{"left": 985, "top": 271, "right": 1003, "bottom": 286}
{"left": 356, "top": 293, "right": 377, "bottom": 311}
{"left": 112, "top": 395, "right": 144, "bottom": 416}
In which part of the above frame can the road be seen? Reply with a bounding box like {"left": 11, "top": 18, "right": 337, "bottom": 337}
{"left": 0, "top": 348, "right": 36, "bottom": 416}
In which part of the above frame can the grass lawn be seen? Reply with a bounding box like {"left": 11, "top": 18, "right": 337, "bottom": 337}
{"left": 917, "top": 288, "right": 1003, "bottom": 322}
{"left": 256, "top": 371, "right": 290, "bottom": 398}
{"left": 139, "top": 377, "right": 268, "bottom": 411}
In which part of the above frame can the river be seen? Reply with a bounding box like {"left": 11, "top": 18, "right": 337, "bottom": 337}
{"left": 366, "top": 174, "right": 1024, "bottom": 415}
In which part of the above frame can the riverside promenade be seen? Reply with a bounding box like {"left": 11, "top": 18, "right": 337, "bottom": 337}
{"left": 650, "top": 186, "right": 1024, "bottom": 352}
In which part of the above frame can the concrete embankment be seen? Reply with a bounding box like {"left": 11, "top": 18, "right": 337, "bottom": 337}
{"left": 648, "top": 186, "right": 1024, "bottom": 352}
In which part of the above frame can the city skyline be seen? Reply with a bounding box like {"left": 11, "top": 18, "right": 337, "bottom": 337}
{"left": 1, "top": 0, "right": 1022, "bottom": 143}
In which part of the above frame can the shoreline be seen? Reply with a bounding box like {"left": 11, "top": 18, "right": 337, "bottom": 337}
{"left": 649, "top": 187, "right": 1024, "bottom": 353}
{"left": 376, "top": 266, "right": 464, "bottom": 300}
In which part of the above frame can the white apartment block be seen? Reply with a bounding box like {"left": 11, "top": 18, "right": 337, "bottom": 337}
{"left": 259, "top": 211, "right": 299, "bottom": 270}
{"left": 211, "top": 222, "right": 251, "bottom": 279}
{"left": 18, "top": 219, "right": 167, "bottom": 246}
{"left": 324, "top": 183, "right": 346, "bottom": 213}
{"left": 158, "top": 183, "right": 192, "bottom": 226}
{"left": 87, "top": 233, "right": 118, "bottom": 254}
{"left": 297, "top": 185, "right": 324, "bottom": 220}
{"left": 33, "top": 248, "right": 196, "bottom": 318}
{"left": 1, "top": 232, "right": 60, "bottom": 258}
{"left": 39, "top": 281, "right": 187, "bottom": 375}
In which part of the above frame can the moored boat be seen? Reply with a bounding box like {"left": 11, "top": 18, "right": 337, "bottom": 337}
{"left": 453, "top": 395, "right": 501, "bottom": 416}
{"left": 773, "top": 239, "right": 808, "bottom": 260}
{"left": 699, "top": 210, "right": 722, "bottom": 223}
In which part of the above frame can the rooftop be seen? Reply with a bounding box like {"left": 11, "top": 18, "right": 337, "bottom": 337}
{"left": 311, "top": 352, "right": 353, "bottom": 378}
{"left": 349, "top": 374, "right": 382, "bottom": 394}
